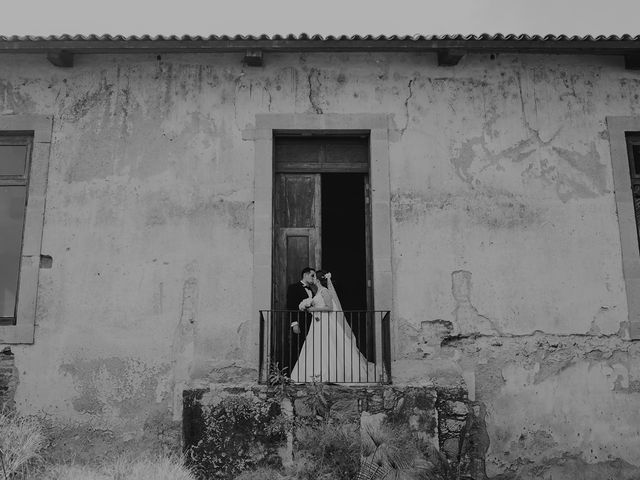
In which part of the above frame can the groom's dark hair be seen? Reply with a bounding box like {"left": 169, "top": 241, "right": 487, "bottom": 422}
{"left": 300, "top": 267, "right": 314, "bottom": 278}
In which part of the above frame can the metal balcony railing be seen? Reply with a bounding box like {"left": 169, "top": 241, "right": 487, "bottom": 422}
{"left": 259, "top": 310, "right": 391, "bottom": 384}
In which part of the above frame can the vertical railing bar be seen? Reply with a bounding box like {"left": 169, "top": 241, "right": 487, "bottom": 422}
{"left": 342, "top": 310, "right": 346, "bottom": 383}
{"left": 270, "top": 312, "right": 274, "bottom": 381}
{"left": 291, "top": 311, "right": 296, "bottom": 383}
{"left": 386, "top": 311, "right": 392, "bottom": 383}
{"left": 327, "top": 312, "right": 331, "bottom": 382}
{"left": 318, "top": 312, "right": 322, "bottom": 382}
{"left": 265, "top": 311, "right": 269, "bottom": 383}
{"left": 380, "top": 311, "right": 383, "bottom": 382}
{"left": 382, "top": 312, "right": 386, "bottom": 383}
{"left": 258, "top": 311, "right": 263, "bottom": 383}
{"left": 364, "top": 311, "right": 367, "bottom": 383}
{"left": 335, "top": 311, "right": 339, "bottom": 383}
{"left": 351, "top": 310, "right": 362, "bottom": 383}
{"left": 347, "top": 312, "right": 351, "bottom": 382}
{"left": 285, "top": 311, "right": 289, "bottom": 382}
{"left": 371, "top": 311, "right": 375, "bottom": 383}
{"left": 267, "top": 311, "right": 271, "bottom": 383}
{"left": 365, "top": 311, "right": 368, "bottom": 383}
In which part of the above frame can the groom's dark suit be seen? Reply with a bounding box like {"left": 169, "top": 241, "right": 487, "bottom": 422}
{"left": 283, "top": 281, "right": 313, "bottom": 377}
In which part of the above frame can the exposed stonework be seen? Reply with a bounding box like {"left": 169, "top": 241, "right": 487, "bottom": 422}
{"left": 451, "top": 270, "right": 501, "bottom": 336}
{"left": 0, "top": 347, "right": 17, "bottom": 410}
{"left": 183, "top": 383, "right": 489, "bottom": 479}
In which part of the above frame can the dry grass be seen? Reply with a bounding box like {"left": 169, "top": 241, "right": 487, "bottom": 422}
{"left": 0, "top": 410, "right": 193, "bottom": 480}
{"left": 0, "top": 410, "right": 46, "bottom": 478}
{"left": 41, "top": 464, "right": 110, "bottom": 480}
{"left": 41, "top": 454, "right": 196, "bottom": 480}
{"left": 233, "top": 467, "right": 288, "bottom": 480}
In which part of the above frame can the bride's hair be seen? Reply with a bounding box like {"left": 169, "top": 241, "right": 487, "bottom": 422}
{"left": 316, "top": 270, "right": 329, "bottom": 288}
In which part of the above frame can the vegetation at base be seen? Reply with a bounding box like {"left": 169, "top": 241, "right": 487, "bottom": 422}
{"left": 40, "top": 455, "right": 196, "bottom": 480}
{"left": 0, "top": 409, "right": 195, "bottom": 480}
{"left": 185, "top": 394, "right": 288, "bottom": 479}
{"left": 0, "top": 409, "right": 46, "bottom": 479}
{"left": 231, "top": 382, "right": 451, "bottom": 480}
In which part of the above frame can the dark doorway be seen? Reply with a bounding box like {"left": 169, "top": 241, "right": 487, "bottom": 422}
{"left": 321, "top": 173, "right": 367, "bottom": 311}
{"left": 321, "top": 172, "right": 373, "bottom": 361}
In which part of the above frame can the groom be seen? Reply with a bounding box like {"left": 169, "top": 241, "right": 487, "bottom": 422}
{"left": 284, "top": 267, "right": 316, "bottom": 375}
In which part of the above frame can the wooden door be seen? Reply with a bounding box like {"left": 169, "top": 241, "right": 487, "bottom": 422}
{"left": 273, "top": 174, "right": 321, "bottom": 310}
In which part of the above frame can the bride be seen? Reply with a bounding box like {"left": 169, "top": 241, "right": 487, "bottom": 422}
{"left": 290, "top": 270, "right": 376, "bottom": 383}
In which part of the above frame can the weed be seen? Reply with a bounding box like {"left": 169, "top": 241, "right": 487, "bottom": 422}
{"left": 41, "top": 454, "right": 195, "bottom": 480}
{"left": 0, "top": 410, "right": 46, "bottom": 479}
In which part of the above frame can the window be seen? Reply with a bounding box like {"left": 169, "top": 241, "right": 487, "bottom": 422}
{"left": 626, "top": 134, "right": 640, "bottom": 253}
{"left": 0, "top": 115, "right": 52, "bottom": 344}
{"left": 607, "top": 117, "right": 640, "bottom": 339}
{"left": 1, "top": 136, "right": 32, "bottom": 324}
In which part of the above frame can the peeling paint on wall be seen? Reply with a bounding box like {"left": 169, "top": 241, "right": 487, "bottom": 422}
{"left": 451, "top": 271, "right": 500, "bottom": 335}
{"left": 171, "top": 276, "right": 198, "bottom": 421}
{"left": 59, "top": 356, "right": 169, "bottom": 420}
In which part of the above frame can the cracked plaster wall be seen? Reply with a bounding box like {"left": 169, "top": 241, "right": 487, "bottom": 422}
{"left": 0, "top": 51, "right": 639, "bottom": 474}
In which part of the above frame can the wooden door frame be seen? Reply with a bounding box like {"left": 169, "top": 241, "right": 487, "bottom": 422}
{"left": 251, "top": 113, "right": 393, "bottom": 371}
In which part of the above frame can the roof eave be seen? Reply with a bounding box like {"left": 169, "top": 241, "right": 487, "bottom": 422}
{"left": 1, "top": 37, "right": 640, "bottom": 55}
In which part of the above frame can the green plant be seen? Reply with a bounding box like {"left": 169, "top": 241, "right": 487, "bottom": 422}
{"left": 301, "top": 382, "right": 330, "bottom": 418}
{"left": 293, "top": 417, "right": 361, "bottom": 480}
{"left": 187, "top": 395, "right": 287, "bottom": 479}
{"left": 358, "top": 422, "right": 448, "bottom": 480}
{"left": 268, "top": 363, "right": 292, "bottom": 399}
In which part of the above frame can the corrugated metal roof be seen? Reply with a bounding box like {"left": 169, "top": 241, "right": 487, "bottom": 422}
{"left": 1, "top": 33, "right": 640, "bottom": 42}
{"left": 1, "top": 34, "right": 640, "bottom": 55}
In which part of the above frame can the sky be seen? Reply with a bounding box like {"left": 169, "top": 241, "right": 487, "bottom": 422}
{"left": 1, "top": 0, "right": 639, "bottom": 37}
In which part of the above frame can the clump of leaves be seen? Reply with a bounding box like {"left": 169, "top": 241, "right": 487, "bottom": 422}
{"left": 358, "top": 421, "right": 449, "bottom": 480}
{"left": 268, "top": 363, "right": 292, "bottom": 398}
{"left": 0, "top": 410, "right": 46, "bottom": 479}
{"left": 187, "top": 395, "right": 287, "bottom": 479}
{"left": 293, "top": 417, "right": 361, "bottom": 480}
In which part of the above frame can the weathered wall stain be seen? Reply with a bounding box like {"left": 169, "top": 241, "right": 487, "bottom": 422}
{"left": 452, "top": 271, "right": 501, "bottom": 336}
{"left": 144, "top": 191, "right": 251, "bottom": 229}
{"left": 307, "top": 67, "right": 323, "bottom": 114}
{"left": 59, "top": 357, "right": 169, "bottom": 419}
{"left": 442, "top": 334, "right": 640, "bottom": 476}
{"left": 0, "top": 79, "right": 37, "bottom": 113}
{"left": 392, "top": 188, "right": 541, "bottom": 230}
{"left": 172, "top": 276, "right": 198, "bottom": 421}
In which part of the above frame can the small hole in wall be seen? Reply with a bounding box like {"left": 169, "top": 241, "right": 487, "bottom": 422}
{"left": 490, "top": 54, "right": 496, "bottom": 60}
{"left": 157, "top": 55, "right": 162, "bottom": 61}
{"left": 40, "top": 255, "right": 53, "bottom": 269}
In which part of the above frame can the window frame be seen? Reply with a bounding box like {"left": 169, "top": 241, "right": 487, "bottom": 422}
{"left": 0, "top": 115, "right": 52, "bottom": 344}
{"left": 607, "top": 117, "right": 640, "bottom": 339}
{"left": 0, "top": 135, "right": 33, "bottom": 325}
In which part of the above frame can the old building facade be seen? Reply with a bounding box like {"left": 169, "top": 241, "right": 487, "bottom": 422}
{"left": 1, "top": 34, "right": 640, "bottom": 477}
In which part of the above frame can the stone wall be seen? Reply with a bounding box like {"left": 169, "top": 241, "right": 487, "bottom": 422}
{"left": 183, "top": 383, "right": 486, "bottom": 479}
{"left": 0, "top": 347, "right": 17, "bottom": 410}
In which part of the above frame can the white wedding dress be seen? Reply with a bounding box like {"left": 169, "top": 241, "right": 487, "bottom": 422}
{"left": 290, "top": 281, "right": 376, "bottom": 383}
